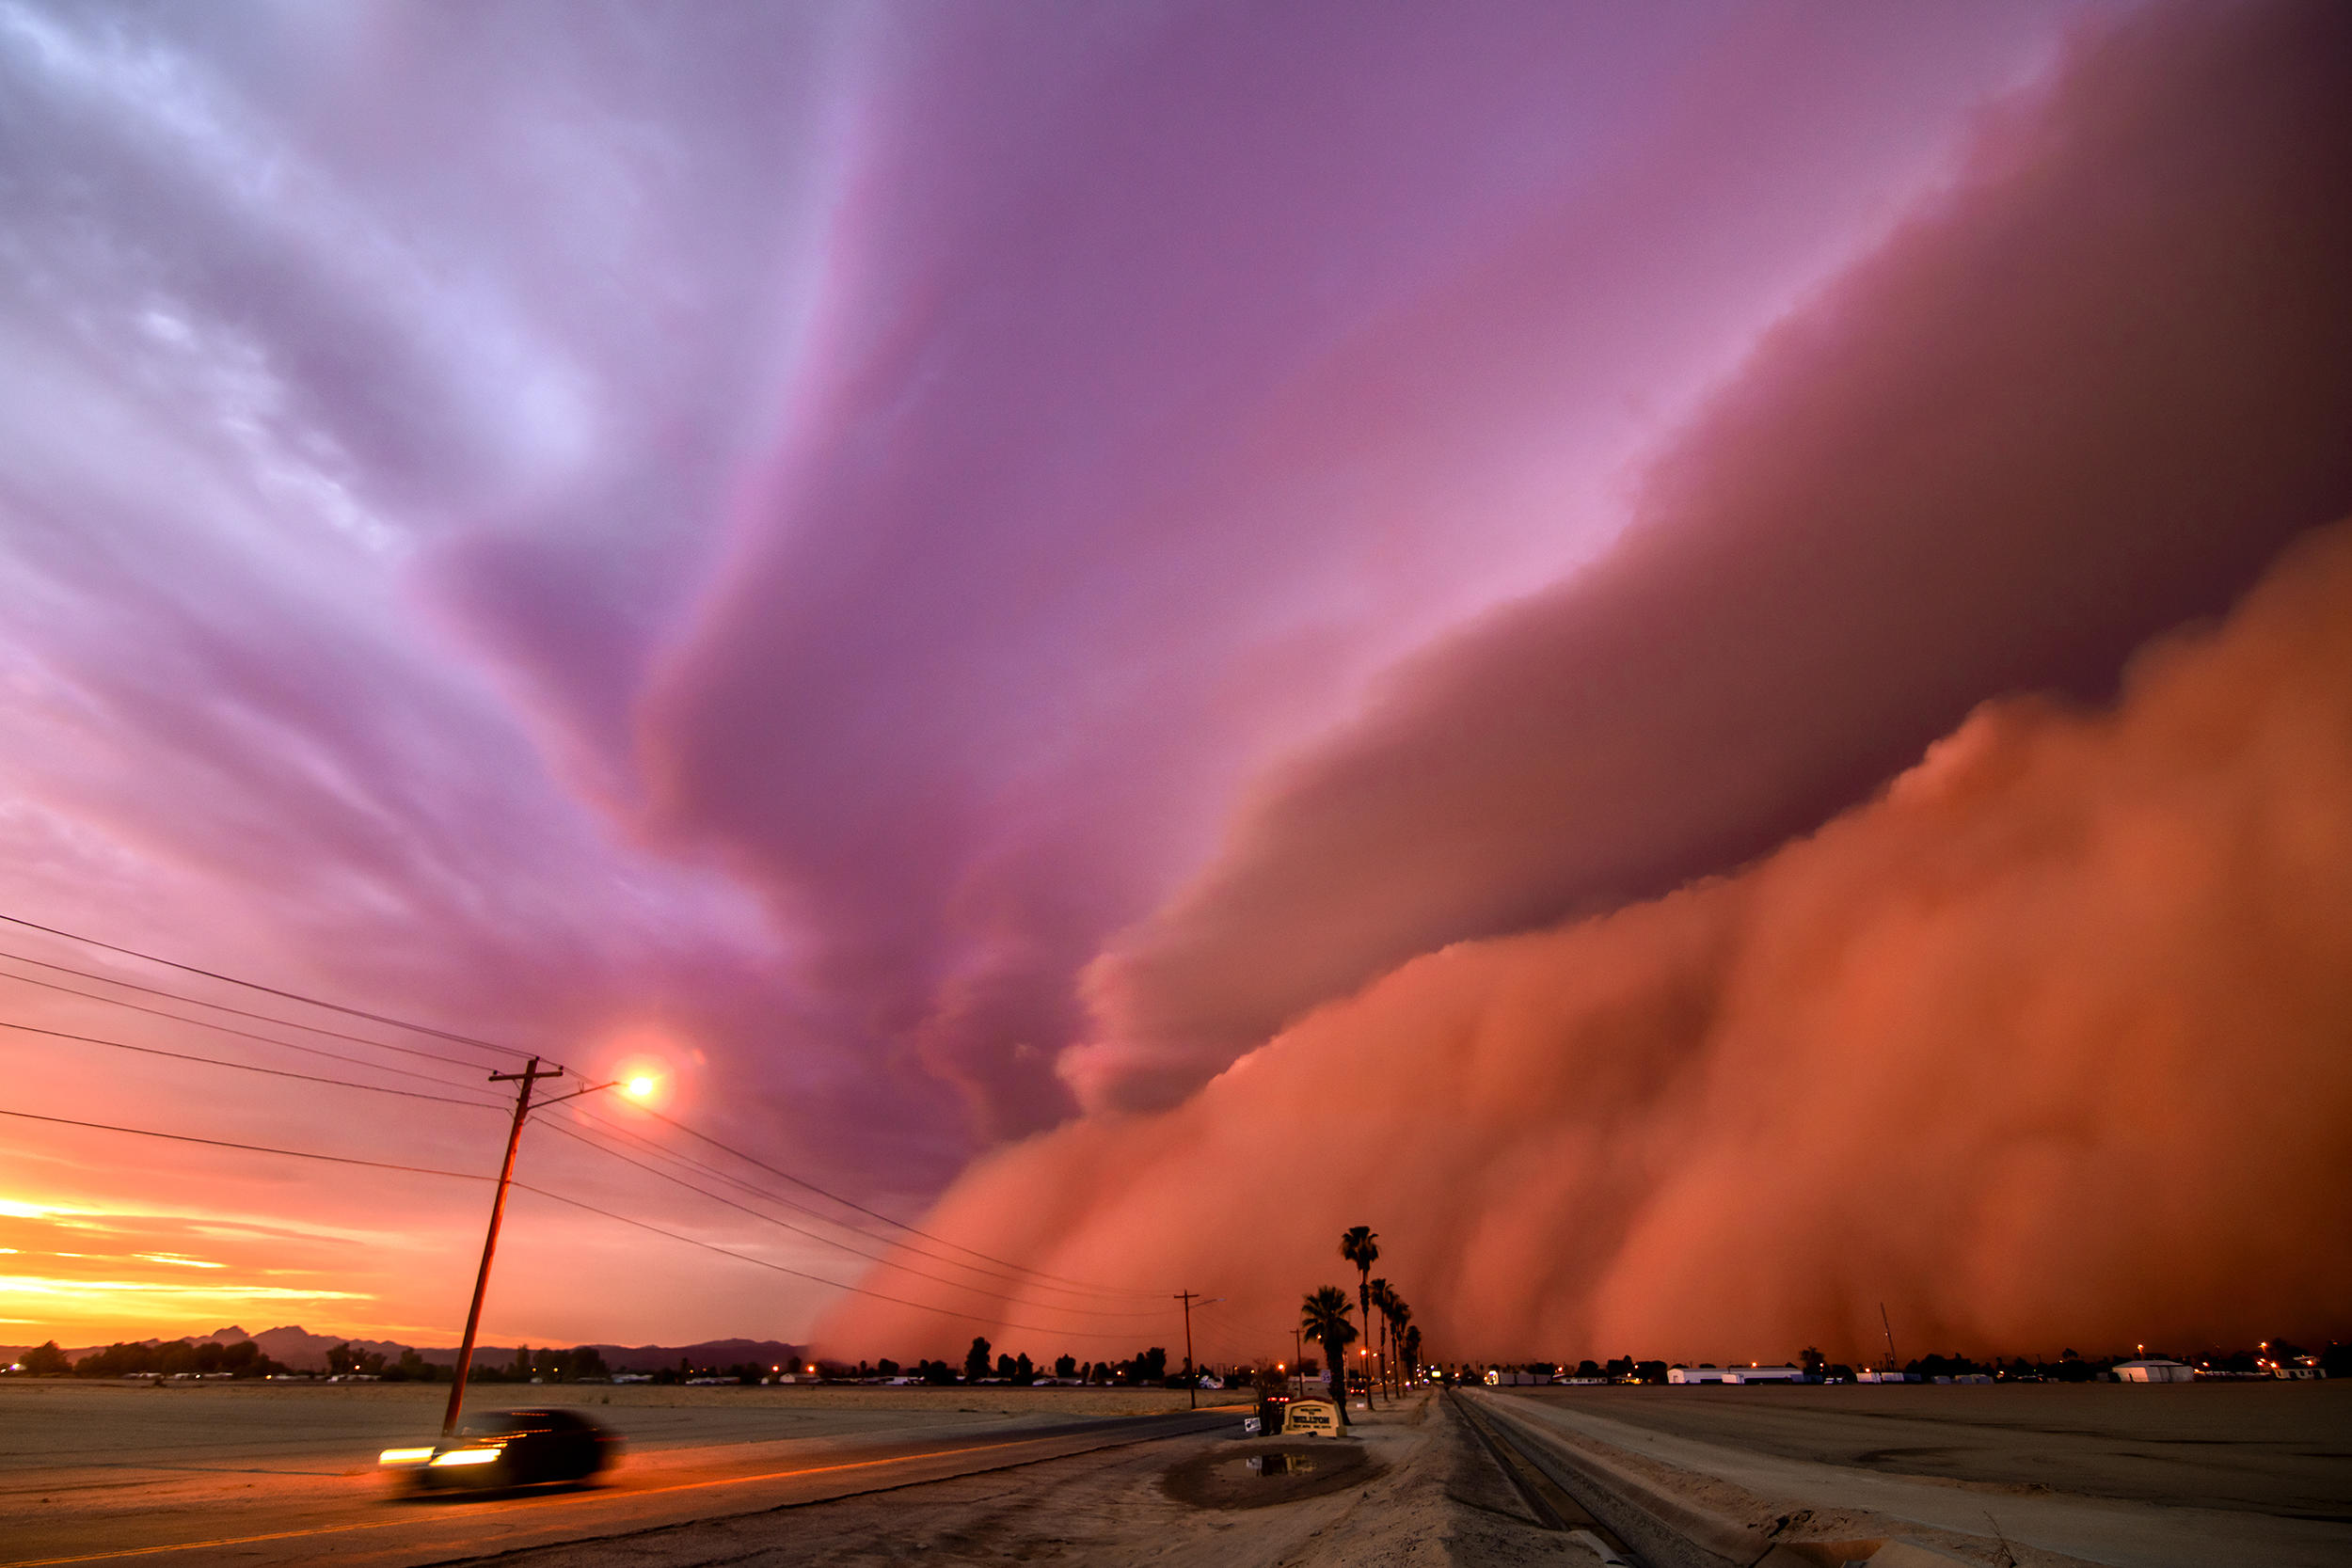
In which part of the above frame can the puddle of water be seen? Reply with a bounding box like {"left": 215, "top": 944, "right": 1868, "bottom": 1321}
{"left": 1242, "top": 1453, "right": 1316, "bottom": 1478}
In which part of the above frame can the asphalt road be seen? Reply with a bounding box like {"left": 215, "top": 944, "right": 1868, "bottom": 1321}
{"left": 0, "top": 1383, "right": 1244, "bottom": 1567}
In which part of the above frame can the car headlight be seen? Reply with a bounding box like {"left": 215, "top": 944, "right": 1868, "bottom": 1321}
{"left": 428, "top": 1448, "right": 503, "bottom": 1467}
{"left": 378, "top": 1448, "right": 435, "bottom": 1465}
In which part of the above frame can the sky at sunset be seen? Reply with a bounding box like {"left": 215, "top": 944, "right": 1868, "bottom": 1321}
{"left": 4, "top": 0, "right": 2349, "bottom": 1367}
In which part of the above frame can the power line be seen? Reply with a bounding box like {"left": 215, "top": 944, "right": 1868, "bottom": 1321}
{"left": 0, "top": 1016, "right": 509, "bottom": 1110}
{"left": 507, "top": 1181, "right": 1166, "bottom": 1342}
{"left": 0, "top": 1106, "right": 494, "bottom": 1181}
{"left": 558, "top": 1102, "right": 1152, "bottom": 1305}
{"left": 0, "top": 967, "right": 509, "bottom": 1100}
{"left": 0, "top": 912, "right": 536, "bottom": 1068}
{"left": 0, "top": 946, "right": 511, "bottom": 1077}
{"left": 0, "top": 1104, "right": 1162, "bottom": 1341}
{"left": 0, "top": 915, "right": 1155, "bottom": 1306}
{"left": 639, "top": 1105, "right": 1162, "bottom": 1299}
{"left": 535, "top": 1115, "right": 1167, "bottom": 1321}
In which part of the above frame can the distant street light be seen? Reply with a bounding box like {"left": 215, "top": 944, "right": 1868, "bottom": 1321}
{"left": 438, "top": 1061, "right": 649, "bottom": 1438}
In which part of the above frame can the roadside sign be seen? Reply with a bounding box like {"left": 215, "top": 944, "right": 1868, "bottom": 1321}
{"left": 1282, "top": 1399, "right": 1341, "bottom": 1436}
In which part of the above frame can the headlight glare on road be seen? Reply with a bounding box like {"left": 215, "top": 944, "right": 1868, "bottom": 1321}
{"left": 429, "top": 1448, "right": 501, "bottom": 1467}
{"left": 378, "top": 1447, "right": 434, "bottom": 1465}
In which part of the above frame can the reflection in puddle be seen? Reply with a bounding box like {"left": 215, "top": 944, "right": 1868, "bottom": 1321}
{"left": 1242, "top": 1453, "right": 1316, "bottom": 1478}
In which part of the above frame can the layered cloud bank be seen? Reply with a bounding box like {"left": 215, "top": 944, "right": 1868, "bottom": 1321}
{"left": 1072, "top": 0, "right": 2352, "bottom": 1112}
{"left": 823, "top": 515, "right": 2352, "bottom": 1364}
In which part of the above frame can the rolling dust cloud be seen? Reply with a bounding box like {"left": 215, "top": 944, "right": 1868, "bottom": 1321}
{"left": 1065, "top": 0, "right": 2352, "bottom": 1117}
{"left": 816, "top": 1, "right": 2352, "bottom": 1364}
{"left": 827, "top": 516, "right": 2352, "bottom": 1365}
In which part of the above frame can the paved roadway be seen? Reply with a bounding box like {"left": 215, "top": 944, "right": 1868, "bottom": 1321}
{"left": 0, "top": 1384, "right": 1243, "bottom": 1567}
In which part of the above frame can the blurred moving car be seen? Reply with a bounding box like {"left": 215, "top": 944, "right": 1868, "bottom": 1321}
{"left": 380, "top": 1408, "right": 619, "bottom": 1490}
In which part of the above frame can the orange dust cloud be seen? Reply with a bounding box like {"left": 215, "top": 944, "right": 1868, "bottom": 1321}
{"left": 816, "top": 515, "right": 2352, "bottom": 1364}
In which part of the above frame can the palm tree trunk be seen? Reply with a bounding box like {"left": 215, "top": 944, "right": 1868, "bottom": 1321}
{"left": 1357, "top": 1272, "right": 1374, "bottom": 1409}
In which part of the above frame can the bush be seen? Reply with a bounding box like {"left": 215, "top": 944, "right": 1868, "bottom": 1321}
{"left": 20, "top": 1341, "right": 70, "bottom": 1375}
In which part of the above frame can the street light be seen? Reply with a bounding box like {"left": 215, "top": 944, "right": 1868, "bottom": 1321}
{"left": 438, "top": 1061, "right": 650, "bottom": 1438}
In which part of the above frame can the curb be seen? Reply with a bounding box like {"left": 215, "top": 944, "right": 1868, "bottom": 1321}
{"left": 1468, "top": 1391, "right": 1772, "bottom": 1566}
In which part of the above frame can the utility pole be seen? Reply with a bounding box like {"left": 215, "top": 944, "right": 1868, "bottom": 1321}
{"left": 443, "top": 1059, "right": 558, "bottom": 1436}
{"left": 1174, "top": 1291, "right": 1204, "bottom": 1409}
{"left": 1294, "top": 1327, "right": 1304, "bottom": 1399}
{"left": 1879, "top": 1302, "right": 1899, "bottom": 1375}
{"left": 437, "top": 1060, "right": 633, "bottom": 1439}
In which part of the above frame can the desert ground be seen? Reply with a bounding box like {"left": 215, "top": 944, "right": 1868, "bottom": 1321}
{"left": 0, "top": 1380, "right": 1243, "bottom": 1567}
{"left": 3, "top": 1379, "right": 2346, "bottom": 1567}
{"left": 1479, "top": 1381, "right": 2352, "bottom": 1568}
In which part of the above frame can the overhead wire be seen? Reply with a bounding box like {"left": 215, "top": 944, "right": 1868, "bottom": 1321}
{"left": 0, "top": 913, "right": 1168, "bottom": 1309}
{"left": 507, "top": 1180, "right": 1165, "bottom": 1342}
{"left": 0, "top": 1106, "right": 495, "bottom": 1181}
{"left": 0, "top": 945, "right": 517, "bottom": 1077}
{"left": 555, "top": 1101, "right": 1154, "bottom": 1304}
{"left": 0, "top": 911, "right": 536, "bottom": 1068}
{"left": 638, "top": 1104, "right": 1165, "bottom": 1298}
{"left": 533, "top": 1112, "right": 1168, "bottom": 1321}
{"left": 0, "top": 965, "right": 511, "bottom": 1099}
{"left": 0, "top": 1016, "right": 510, "bottom": 1110}
{"left": 0, "top": 1104, "right": 1169, "bottom": 1342}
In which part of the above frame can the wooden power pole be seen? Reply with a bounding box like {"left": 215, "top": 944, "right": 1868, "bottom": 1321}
{"left": 441, "top": 1058, "right": 561, "bottom": 1437}
{"left": 1175, "top": 1291, "right": 1200, "bottom": 1409}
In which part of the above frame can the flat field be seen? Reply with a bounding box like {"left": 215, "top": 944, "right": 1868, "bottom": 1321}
{"left": 1498, "top": 1380, "right": 2352, "bottom": 1516}
{"left": 0, "top": 1377, "right": 1206, "bottom": 1468}
{"left": 1485, "top": 1380, "right": 2352, "bottom": 1568}
{"left": 0, "top": 1379, "right": 1235, "bottom": 1567}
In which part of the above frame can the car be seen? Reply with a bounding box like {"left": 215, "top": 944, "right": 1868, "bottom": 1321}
{"left": 379, "top": 1407, "right": 620, "bottom": 1491}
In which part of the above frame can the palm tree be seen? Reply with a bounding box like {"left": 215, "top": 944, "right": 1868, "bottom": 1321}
{"left": 1369, "top": 1277, "right": 1393, "bottom": 1397}
{"left": 1299, "top": 1286, "right": 1358, "bottom": 1426}
{"left": 1339, "top": 1227, "right": 1379, "bottom": 1404}
{"left": 1389, "top": 1300, "right": 1414, "bottom": 1391}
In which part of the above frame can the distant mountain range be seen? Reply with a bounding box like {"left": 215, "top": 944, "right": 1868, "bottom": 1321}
{"left": 5, "top": 1324, "right": 805, "bottom": 1373}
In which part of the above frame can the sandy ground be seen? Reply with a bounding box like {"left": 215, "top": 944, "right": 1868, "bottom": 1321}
{"left": 0, "top": 1379, "right": 1208, "bottom": 1479}
{"left": 466, "top": 1389, "right": 1615, "bottom": 1568}
{"left": 1481, "top": 1384, "right": 2352, "bottom": 1568}
{"left": 1498, "top": 1382, "right": 2351, "bottom": 1514}
{"left": 10, "top": 1380, "right": 2339, "bottom": 1567}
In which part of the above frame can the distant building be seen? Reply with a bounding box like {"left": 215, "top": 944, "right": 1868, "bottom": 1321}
{"left": 2112, "top": 1359, "right": 2195, "bottom": 1383}
{"left": 1669, "top": 1364, "right": 1804, "bottom": 1384}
